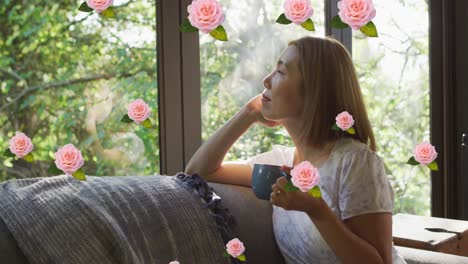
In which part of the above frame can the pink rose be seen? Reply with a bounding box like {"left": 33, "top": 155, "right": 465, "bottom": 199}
{"left": 413, "top": 142, "right": 437, "bottom": 165}
{"left": 55, "top": 144, "right": 85, "bottom": 175}
{"left": 226, "top": 238, "right": 245, "bottom": 258}
{"left": 284, "top": 0, "right": 314, "bottom": 25}
{"left": 337, "top": 0, "right": 376, "bottom": 30}
{"left": 9, "top": 132, "right": 34, "bottom": 158}
{"left": 335, "top": 111, "right": 354, "bottom": 131}
{"left": 290, "top": 161, "right": 320, "bottom": 192}
{"left": 86, "top": 0, "right": 113, "bottom": 13}
{"left": 127, "top": 99, "right": 151, "bottom": 123}
{"left": 169, "top": 261, "right": 180, "bottom": 264}
{"left": 187, "top": 0, "right": 225, "bottom": 33}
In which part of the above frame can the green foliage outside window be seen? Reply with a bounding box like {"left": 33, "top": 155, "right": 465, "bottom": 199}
{"left": 0, "top": 0, "right": 159, "bottom": 180}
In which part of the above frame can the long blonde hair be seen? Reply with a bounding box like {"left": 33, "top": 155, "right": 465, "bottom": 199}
{"left": 288, "top": 36, "right": 377, "bottom": 151}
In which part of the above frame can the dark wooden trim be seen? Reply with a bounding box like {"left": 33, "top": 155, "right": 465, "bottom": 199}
{"left": 156, "top": 0, "right": 163, "bottom": 173}
{"left": 454, "top": 0, "right": 468, "bottom": 220}
{"left": 442, "top": 0, "right": 457, "bottom": 220}
{"left": 429, "top": 0, "right": 445, "bottom": 218}
{"left": 428, "top": 0, "right": 468, "bottom": 219}
{"left": 157, "top": 0, "right": 202, "bottom": 175}
{"left": 157, "top": 0, "right": 201, "bottom": 175}
{"left": 324, "top": 0, "right": 352, "bottom": 53}
{"left": 157, "top": 0, "right": 184, "bottom": 175}
{"left": 180, "top": 0, "right": 202, "bottom": 168}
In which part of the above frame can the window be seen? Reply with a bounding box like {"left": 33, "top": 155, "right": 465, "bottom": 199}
{"left": 200, "top": 0, "right": 324, "bottom": 161}
{"left": 0, "top": 0, "right": 159, "bottom": 180}
{"left": 198, "top": 0, "right": 430, "bottom": 216}
{"left": 352, "top": 0, "right": 430, "bottom": 215}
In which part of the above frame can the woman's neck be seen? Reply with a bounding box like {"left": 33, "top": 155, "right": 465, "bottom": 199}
{"left": 293, "top": 142, "right": 336, "bottom": 167}
{"left": 282, "top": 118, "right": 337, "bottom": 167}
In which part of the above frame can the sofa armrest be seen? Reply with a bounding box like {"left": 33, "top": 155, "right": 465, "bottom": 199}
{"left": 208, "top": 182, "right": 286, "bottom": 264}
{"left": 396, "top": 246, "right": 468, "bottom": 264}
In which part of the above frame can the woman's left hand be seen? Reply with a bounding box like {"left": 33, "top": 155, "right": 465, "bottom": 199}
{"left": 270, "top": 176, "right": 327, "bottom": 219}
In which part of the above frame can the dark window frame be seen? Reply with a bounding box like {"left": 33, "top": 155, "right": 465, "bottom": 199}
{"left": 157, "top": 0, "right": 201, "bottom": 175}
{"left": 429, "top": 0, "right": 468, "bottom": 219}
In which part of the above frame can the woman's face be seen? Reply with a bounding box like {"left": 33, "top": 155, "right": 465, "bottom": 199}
{"left": 261, "top": 45, "right": 304, "bottom": 121}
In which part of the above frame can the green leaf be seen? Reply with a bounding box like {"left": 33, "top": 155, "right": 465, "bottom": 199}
{"left": 101, "top": 7, "right": 115, "bottom": 18}
{"left": 237, "top": 254, "right": 246, "bottom": 262}
{"left": 209, "top": 25, "right": 228, "bottom": 41}
{"left": 23, "top": 153, "right": 34, "bottom": 163}
{"left": 300, "top": 19, "right": 315, "bottom": 31}
{"left": 141, "top": 118, "right": 153, "bottom": 128}
{"left": 346, "top": 127, "right": 356, "bottom": 135}
{"left": 331, "top": 123, "right": 340, "bottom": 131}
{"left": 407, "top": 156, "right": 419, "bottom": 166}
{"left": 427, "top": 161, "right": 439, "bottom": 171}
{"left": 223, "top": 251, "right": 230, "bottom": 258}
{"left": 3, "top": 148, "right": 15, "bottom": 158}
{"left": 48, "top": 163, "right": 63, "bottom": 175}
{"left": 284, "top": 181, "right": 299, "bottom": 192}
{"left": 360, "top": 21, "right": 378, "bottom": 37}
{"left": 72, "top": 169, "right": 87, "bottom": 181}
{"left": 276, "top": 13, "right": 292, "bottom": 25}
{"left": 121, "top": 114, "right": 133, "bottom": 123}
{"left": 78, "top": 2, "right": 93, "bottom": 12}
{"left": 180, "top": 18, "right": 199, "bottom": 32}
{"left": 330, "top": 15, "right": 349, "bottom": 29}
{"left": 308, "top": 186, "right": 322, "bottom": 198}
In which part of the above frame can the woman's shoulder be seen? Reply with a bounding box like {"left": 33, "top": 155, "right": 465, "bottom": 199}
{"left": 272, "top": 145, "right": 296, "bottom": 165}
{"left": 271, "top": 144, "right": 295, "bottom": 153}
{"left": 244, "top": 145, "right": 294, "bottom": 168}
{"left": 332, "top": 137, "right": 382, "bottom": 163}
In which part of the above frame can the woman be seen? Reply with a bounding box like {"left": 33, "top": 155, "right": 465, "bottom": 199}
{"left": 185, "top": 36, "right": 407, "bottom": 264}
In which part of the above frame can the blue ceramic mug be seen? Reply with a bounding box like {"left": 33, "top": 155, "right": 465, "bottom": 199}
{"left": 251, "top": 164, "right": 292, "bottom": 200}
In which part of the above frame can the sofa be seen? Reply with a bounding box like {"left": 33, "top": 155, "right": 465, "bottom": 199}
{"left": 208, "top": 182, "right": 468, "bottom": 264}
{"left": 1, "top": 180, "right": 468, "bottom": 264}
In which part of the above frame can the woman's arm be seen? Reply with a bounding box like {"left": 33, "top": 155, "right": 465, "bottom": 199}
{"left": 185, "top": 95, "right": 279, "bottom": 186}
{"left": 308, "top": 203, "right": 393, "bottom": 264}
{"left": 184, "top": 107, "right": 256, "bottom": 184}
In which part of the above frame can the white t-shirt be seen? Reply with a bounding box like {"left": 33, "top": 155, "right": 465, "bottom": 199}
{"left": 245, "top": 137, "right": 407, "bottom": 264}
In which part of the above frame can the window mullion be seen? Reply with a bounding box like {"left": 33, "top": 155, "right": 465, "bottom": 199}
{"left": 324, "top": 0, "right": 352, "bottom": 53}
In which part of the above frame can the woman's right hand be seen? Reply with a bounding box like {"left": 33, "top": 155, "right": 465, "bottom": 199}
{"left": 244, "top": 94, "right": 280, "bottom": 128}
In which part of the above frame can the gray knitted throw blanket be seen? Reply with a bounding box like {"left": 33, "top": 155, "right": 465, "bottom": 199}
{"left": 0, "top": 173, "right": 239, "bottom": 264}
